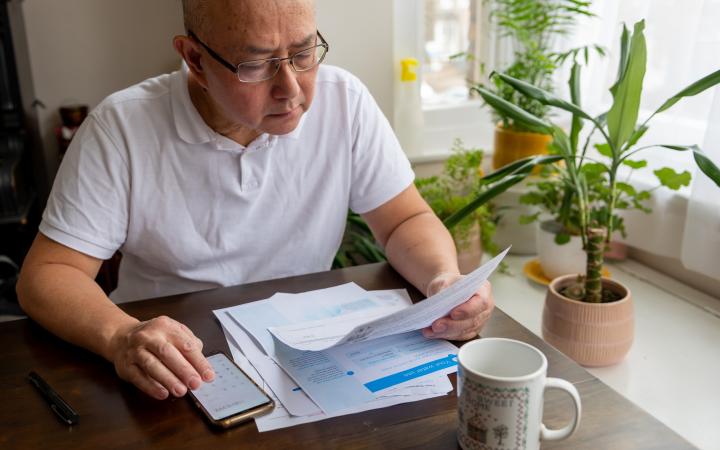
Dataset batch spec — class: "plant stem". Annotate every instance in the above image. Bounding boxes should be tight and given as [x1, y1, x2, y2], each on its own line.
[606, 162, 620, 243]
[584, 227, 606, 303]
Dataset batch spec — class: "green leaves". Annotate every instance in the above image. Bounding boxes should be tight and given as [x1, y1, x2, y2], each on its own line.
[472, 86, 553, 134]
[612, 25, 631, 95]
[622, 159, 648, 169]
[480, 154, 563, 184]
[443, 174, 526, 229]
[492, 72, 593, 122]
[519, 212, 540, 225]
[554, 232, 571, 245]
[607, 20, 647, 153]
[626, 125, 649, 148]
[595, 143, 613, 158]
[654, 168, 692, 190]
[652, 144, 720, 188]
[692, 147, 720, 188]
[654, 68, 720, 116]
[581, 162, 608, 179]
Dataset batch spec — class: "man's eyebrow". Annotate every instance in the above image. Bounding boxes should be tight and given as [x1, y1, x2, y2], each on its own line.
[290, 33, 317, 49]
[243, 33, 317, 55]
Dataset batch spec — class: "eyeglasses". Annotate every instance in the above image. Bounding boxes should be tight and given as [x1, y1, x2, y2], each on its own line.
[188, 30, 329, 83]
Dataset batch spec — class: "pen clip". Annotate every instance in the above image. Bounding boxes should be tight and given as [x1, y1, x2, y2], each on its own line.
[50, 403, 74, 426]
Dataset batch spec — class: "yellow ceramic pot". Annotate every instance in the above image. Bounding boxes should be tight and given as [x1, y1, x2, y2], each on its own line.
[492, 124, 552, 170]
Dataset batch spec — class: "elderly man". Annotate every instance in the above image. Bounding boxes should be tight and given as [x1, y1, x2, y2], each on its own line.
[17, 0, 494, 401]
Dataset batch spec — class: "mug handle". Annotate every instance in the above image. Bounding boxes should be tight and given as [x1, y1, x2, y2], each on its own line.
[540, 377, 582, 441]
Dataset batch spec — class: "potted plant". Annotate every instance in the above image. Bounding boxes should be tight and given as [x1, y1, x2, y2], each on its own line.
[333, 211, 388, 269]
[415, 139, 499, 273]
[453, 19, 720, 366]
[333, 140, 540, 271]
[518, 161, 643, 280]
[479, 0, 599, 170]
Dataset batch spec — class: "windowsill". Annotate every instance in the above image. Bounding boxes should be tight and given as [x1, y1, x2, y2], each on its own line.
[402, 99, 495, 161]
[489, 254, 720, 450]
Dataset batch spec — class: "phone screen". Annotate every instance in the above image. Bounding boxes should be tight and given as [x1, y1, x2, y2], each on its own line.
[191, 353, 272, 421]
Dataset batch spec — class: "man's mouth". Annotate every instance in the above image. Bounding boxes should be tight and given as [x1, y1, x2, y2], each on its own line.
[269, 105, 300, 117]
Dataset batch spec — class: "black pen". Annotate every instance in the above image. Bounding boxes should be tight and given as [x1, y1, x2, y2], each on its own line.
[27, 371, 79, 425]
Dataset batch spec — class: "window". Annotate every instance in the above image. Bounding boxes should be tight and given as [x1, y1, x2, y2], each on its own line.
[396, 0, 491, 159]
[422, 0, 472, 106]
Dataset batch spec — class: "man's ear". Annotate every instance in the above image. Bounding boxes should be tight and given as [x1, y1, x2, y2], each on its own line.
[173, 35, 209, 89]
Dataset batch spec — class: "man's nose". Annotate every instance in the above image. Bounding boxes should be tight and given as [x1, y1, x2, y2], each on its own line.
[272, 61, 301, 99]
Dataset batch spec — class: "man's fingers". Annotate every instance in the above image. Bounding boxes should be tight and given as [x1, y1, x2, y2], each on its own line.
[121, 363, 169, 400]
[449, 280, 494, 320]
[178, 323, 204, 351]
[449, 294, 485, 320]
[152, 316, 214, 385]
[425, 307, 492, 340]
[134, 348, 188, 397]
[184, 349, 214, 382]
[168, 327, 214, 383]
[150, 339, 204, 390]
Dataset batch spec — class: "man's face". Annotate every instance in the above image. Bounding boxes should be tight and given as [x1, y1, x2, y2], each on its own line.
[198, 0, 318, 137]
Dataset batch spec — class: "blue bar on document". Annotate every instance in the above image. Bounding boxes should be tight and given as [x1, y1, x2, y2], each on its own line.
[363, 354, 458, 393]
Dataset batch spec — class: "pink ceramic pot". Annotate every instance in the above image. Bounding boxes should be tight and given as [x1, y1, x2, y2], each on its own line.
[542, 275, 634, 367]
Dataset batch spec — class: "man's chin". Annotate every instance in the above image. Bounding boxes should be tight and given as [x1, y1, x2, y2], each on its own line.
[262, 109, 304, 135]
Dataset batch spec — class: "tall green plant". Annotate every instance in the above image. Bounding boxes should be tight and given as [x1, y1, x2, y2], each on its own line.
[451, 19, 720, 302]
[481, 0, 600, 130]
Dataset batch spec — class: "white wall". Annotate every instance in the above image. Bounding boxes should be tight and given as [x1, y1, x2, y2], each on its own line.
[316, 0, 395, 121]
[21, 0, 184, 182]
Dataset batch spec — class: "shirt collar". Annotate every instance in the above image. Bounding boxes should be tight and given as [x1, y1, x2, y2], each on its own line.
[170, 64, 307, 152]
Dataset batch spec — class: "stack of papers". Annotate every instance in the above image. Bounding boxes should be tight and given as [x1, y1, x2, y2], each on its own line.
[213, 248, 508, 431]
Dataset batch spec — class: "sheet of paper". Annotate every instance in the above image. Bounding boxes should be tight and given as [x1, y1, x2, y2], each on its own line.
[224, 284, 461, 414]
[230, 283, 407, 355]
[269, 248, 510, 351]
[223, 335, 453, 432]
[214, 288, 444, 417]
[271, 330, 458, 414]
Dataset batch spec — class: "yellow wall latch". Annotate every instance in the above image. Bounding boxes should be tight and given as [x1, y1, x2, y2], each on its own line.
[400, 58, 419, 82]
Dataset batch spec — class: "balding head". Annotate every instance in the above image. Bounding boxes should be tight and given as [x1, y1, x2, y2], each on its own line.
[182, 0, 315, 36]
[182, 0, 210, 34]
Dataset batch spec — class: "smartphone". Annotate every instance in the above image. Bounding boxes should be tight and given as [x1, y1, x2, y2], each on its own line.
[188, 352, 274, 428]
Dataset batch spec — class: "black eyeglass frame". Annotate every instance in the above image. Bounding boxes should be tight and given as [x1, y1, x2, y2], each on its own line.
[187, 29, 329, 83]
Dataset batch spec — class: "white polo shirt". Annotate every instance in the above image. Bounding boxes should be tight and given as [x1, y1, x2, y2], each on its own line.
[40, 65, 414, 302]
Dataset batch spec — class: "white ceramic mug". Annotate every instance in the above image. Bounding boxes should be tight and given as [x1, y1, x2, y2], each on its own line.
[457, 338, 581, 450]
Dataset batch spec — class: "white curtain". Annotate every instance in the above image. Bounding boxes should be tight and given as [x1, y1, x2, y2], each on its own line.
[469, 0, 720, 278]
[562, 0, 720, 279]
[682, 89, 720, 279]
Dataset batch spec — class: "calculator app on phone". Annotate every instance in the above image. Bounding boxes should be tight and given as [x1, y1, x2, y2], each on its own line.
[191, 353, 272, 421]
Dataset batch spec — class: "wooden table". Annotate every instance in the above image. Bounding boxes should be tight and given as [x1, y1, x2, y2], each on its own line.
[0, 263, 695, 449]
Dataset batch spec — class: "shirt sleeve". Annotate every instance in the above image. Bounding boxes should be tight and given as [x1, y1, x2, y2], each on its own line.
[39, 115, 129, 260]
[348, 83, 415, 214]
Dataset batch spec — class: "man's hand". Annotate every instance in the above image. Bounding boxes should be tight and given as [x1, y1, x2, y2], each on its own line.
[422, 274, 494, 341]
[108, 316, 215, 400]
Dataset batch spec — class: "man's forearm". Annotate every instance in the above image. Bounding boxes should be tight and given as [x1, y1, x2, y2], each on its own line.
[17, 263, 138, 361]
[383, 211, 460, 296]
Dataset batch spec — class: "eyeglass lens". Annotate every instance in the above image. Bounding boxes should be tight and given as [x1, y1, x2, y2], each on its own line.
[236, 45, 327, 82]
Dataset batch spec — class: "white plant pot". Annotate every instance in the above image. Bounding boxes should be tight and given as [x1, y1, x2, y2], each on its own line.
[536, 220, 586, 280]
